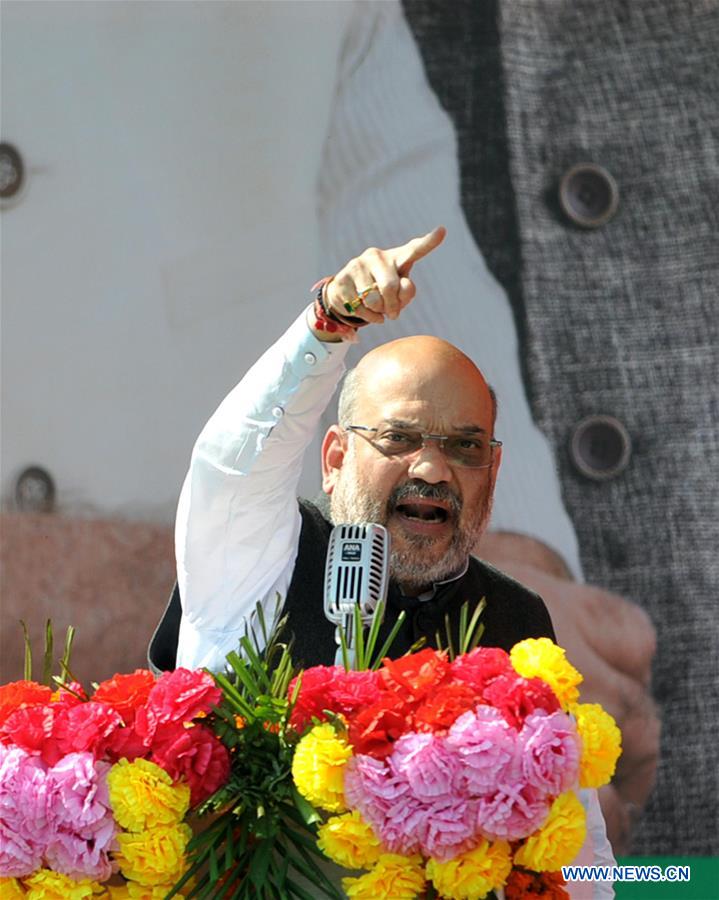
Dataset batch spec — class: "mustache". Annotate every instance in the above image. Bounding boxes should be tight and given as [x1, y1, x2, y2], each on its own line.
[388, 480, 462, 517]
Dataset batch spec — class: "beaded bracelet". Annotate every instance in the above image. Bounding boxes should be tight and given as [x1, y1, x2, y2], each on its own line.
[310, 277, 359, 337]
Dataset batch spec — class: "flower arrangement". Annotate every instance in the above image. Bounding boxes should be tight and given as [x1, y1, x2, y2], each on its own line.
[0, 639, 230, 898]
[0, 605, 621, 899]
[288, 638, 621, 899]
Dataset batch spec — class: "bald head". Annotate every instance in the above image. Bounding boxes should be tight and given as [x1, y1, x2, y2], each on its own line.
[338, 335, 497, 431]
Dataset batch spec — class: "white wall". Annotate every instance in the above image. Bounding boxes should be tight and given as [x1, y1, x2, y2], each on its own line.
[1, 0, 354, 521]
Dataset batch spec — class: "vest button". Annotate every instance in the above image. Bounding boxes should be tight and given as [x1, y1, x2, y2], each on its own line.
[0, 143, 25, 203]
[570, 415, 632, 481]
[559, 163, 619, 228]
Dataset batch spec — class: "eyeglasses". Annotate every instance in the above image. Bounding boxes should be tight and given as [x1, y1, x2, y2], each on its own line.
[345, 425, 502, 469]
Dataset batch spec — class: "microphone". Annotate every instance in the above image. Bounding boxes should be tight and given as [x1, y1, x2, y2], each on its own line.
[323, 523, 390, 666]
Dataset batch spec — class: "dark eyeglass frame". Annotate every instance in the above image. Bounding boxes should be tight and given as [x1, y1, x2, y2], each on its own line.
[344, 424, 502, 469]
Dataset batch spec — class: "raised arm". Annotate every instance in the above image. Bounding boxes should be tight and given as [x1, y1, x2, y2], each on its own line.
[175, 230, 444, 670]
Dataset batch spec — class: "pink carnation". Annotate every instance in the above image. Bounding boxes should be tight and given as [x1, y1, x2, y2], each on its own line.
[476, 782, 550, 841]
[388, 732, 461, 802]
[151, 721, 231, 806]
[44, 752, 116, 881]
[0, 745, 49, 876]
[135, 668, 221, 744]
[420, 796, 479, 860]
[344, 754, 408, 833]
[519, 710, 581, 796]
[447, 706, 518, 797]
[382, 791, 478, 861]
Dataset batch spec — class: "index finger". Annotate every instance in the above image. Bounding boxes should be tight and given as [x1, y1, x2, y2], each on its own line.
[392, 226, 446, 275]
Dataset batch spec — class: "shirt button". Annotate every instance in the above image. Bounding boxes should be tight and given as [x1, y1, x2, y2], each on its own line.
[303, 352, 317, 366]
[0, 143, 25, 202]
[559, 163, 619, 228]
[570, 415, 632, 480]
[271, 406, 284, 419]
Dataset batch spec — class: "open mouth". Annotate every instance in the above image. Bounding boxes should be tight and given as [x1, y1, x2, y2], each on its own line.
[395, 501, 450, 524]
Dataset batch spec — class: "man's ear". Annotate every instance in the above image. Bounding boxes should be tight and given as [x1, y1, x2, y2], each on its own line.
[321, 425, 347, 494]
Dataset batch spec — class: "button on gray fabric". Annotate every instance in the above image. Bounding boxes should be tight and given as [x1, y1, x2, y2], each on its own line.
[559, 163, 619, 228]
[570, 415, 632, 480]
[0, 143, 24, 201]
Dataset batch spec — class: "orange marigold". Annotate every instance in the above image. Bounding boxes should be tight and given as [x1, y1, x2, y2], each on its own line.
[0, 681, 52, 728]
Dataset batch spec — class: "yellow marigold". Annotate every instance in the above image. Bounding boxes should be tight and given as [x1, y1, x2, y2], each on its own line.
[510, 638, 582, 709]
[514, 791, 587, 871]
[426, 839, 512, 900]
[108, 758, 190, 832]
[317, 810, 384, 870]
[0, 877, 26, 899]
[115, 823, 192, 886]
[342, 853, 426, 899]
[291, 722, 352, 812]
[22, 870, 105, 899]
[573, 702, 622, 788]
[108, 885, 187, 900]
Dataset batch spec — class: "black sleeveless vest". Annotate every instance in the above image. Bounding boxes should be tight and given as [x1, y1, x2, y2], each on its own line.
[148, 500, 555, 672]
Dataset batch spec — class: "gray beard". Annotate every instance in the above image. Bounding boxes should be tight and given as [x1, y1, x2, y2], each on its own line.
[329, 466, 491, 594]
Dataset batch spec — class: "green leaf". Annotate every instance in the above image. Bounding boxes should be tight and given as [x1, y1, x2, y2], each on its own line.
[291, 787, 322, 826]
[443, 611, 456, 660]
[363, 599, 386, 666]
[248, 836, 275, 890]
[60, 625, 76, 679]
[20, 620, 32, 681]
[353, 604, 365, 670]
[42, 620, 54, 687]
[370, 609, 407, 669]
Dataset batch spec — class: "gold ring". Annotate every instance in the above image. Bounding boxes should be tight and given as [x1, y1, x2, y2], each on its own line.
[343, 283, 378, 314]
[357, 282, 378, 300]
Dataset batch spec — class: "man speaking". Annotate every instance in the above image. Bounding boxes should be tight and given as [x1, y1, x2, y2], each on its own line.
[150, 227, 615, 887]
[153, 227, 556, 671]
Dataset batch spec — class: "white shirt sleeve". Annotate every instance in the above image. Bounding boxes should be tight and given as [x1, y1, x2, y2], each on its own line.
[315, 0, 583, 578]
[175, 310, 349, 671]
[564, 788, 616, 899]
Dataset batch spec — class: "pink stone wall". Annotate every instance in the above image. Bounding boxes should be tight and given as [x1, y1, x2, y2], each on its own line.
[0, 512, 175, 685]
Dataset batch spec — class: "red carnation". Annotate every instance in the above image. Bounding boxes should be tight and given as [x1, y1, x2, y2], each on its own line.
[482, 673, 560, 729]
[92, 669, 156, 726]
[151, 721, 231, 806]
[348, 692, 413, 759]
[52, 700, 124, 761]
[103, 723, 149, 763]
[288, 666, 340, 730]
[413, 681, 479, 733]
[0, 681, 52, 728]
[136, 668, 221, 743]
[380, 648, 450, 700]
[328, 668, 383, 719]
[450, 647, 513, 691]
[505, 869, 569, 899]
[51, 682, 89, 708]
[0, 703, 56, 758]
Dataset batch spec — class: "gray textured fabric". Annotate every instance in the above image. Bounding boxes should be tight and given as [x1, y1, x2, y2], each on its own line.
[404, 0, 719, 855]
